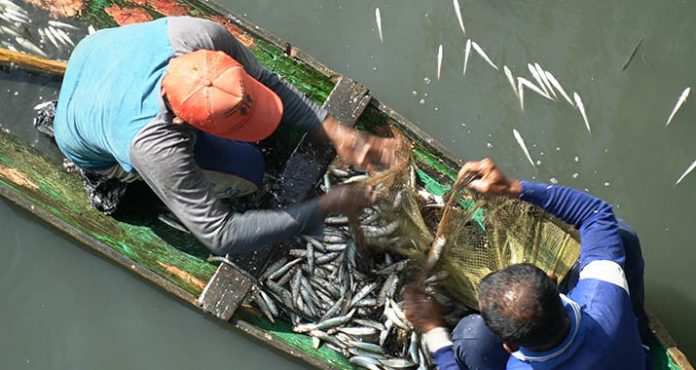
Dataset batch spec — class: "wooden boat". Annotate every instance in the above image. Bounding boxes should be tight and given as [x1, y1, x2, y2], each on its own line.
[0, 0, 692, 369]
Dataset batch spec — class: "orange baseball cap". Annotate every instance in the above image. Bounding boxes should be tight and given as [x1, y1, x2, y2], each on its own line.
[162, 50, 283, 142]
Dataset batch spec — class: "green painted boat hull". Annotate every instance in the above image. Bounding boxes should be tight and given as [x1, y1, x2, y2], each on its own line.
[0, 0, 691, 368]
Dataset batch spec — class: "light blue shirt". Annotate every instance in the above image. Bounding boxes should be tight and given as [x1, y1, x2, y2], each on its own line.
[54, 18, 173, 172]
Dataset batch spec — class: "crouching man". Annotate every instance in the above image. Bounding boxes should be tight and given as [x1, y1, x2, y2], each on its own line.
[403, 158, 650, 370]
[53, 16, 397, 256]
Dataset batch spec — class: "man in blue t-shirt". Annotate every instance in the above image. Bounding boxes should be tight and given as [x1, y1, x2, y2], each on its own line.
[404, 158, 650, 370]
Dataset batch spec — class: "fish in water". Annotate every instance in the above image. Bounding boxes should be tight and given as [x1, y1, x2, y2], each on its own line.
[517, 78, 525, 111]
[43, 27, 61, 49]
[674, 158, 696, 186]
[534, 63, 556, 100]
[452, 0, 466, 36]
[0, 25, 20, 38]
[15, 37, 47, 57]
[436, 44, 443, 80]
[544, 71, 574, 107]
[665, 87, 690, 127]
[462, 39, 471, 76]
[527, 64, 550, 97]
[503, 65, 518, 98]
[513, 129, 537, 170]
[53, 27, 74, 47]
[573, 92, 591, 135]
[375, 7, 383, 43]
[471, 41, 498, 70]
[47, 20, 79, 31]
[518, 77, 552, 101]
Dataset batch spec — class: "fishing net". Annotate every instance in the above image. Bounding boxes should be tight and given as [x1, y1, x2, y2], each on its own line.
[359, 138, 581, 309]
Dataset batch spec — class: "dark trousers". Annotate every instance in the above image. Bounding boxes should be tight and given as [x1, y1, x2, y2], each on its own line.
[450, 221, 649, 370]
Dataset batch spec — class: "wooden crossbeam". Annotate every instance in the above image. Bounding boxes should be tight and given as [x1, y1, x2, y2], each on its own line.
[0, 48, 66, 75]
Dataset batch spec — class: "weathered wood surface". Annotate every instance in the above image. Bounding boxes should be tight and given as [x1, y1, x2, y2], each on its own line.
[198, 262, 256, 321]
[273, 76, 370, 207]
[0, 48, 67, 75]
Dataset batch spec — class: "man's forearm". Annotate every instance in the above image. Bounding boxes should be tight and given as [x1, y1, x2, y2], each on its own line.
[211, 200, 325, 256]
[518, 181, 625, 268]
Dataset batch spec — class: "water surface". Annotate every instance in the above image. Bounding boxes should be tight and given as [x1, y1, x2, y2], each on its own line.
[1, 0, 695, 367]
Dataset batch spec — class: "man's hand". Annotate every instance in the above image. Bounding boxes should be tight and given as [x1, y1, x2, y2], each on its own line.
[316, 116, 398, 173]
[402, 285, 446, 333]
[318, 184, 378, 216]
[458, 158, 522, 197]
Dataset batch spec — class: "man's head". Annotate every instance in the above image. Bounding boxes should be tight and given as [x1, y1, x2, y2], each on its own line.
[162, 50, 283, 142]
[478, 263, 566, 350]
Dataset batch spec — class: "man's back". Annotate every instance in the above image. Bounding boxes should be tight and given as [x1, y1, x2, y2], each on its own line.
[507, 279, 647, 369]
[54, 18, 173, 173]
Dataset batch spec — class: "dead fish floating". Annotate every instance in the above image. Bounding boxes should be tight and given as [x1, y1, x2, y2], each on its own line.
[675, 158, 696, 186]
[665, 87, 690, 128]
[452, 0, 466, 36]
[462, 39, 471, 76]
[375, 7, 383, 43]
[471, 41, 498, 71]
[436, 44, 443, 81]
[573, 92, 591, 135]
[513, 128, 537, 170]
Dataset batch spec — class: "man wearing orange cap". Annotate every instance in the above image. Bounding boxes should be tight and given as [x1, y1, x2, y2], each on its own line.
[52, 16, 396, 255]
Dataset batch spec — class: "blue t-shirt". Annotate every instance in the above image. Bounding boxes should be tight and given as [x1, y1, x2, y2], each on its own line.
[431, 182, 648, 370]
[54, 18, 173, 172]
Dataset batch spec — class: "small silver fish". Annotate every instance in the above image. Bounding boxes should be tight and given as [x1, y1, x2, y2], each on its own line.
[338, 327, 378, 336]
[349, 356, 381, 370]
[42, 27, 61, 49]
[463, 39, 471, 76]
[267, 258, 303, 280]
[534, 63, 556, 100]
[251, 289, 276, 323]
[47, 20, 79, 30]
[380, 357, 418, 368]
[325, 216, 349, 226]
[88, 25, 96, 35]
[573, 92, 591, 135]
[342, 174, 369, 184]
[527, 63, 550, 97]
[348, 340, 385, 354]
[47, 26, 67, 47]
[544, 71, 574, 107]
[518, 77, 552, 101]
[471, 41, 498, 70]
[503, 65, 518, 98]
[674, 158, 696, 186]
[54, 28, 74, 47]
[517, 79, 525, 111]
[350, 282, 379, 306]
[375, 7, 383, 43]
[513, 129, 537, 170]
[453, 0, 466, 35]
[260, 257, 287, 281]
[3, 11, 28, 24]
[665, 87, 690, 127]
[0, 25, 20, 38]
[436, 44, 443, 81]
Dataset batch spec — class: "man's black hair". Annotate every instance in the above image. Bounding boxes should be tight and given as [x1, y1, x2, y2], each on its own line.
[478, 263, 566, 348]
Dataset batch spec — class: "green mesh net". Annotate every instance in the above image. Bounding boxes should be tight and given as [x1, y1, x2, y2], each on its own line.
[359, 140, 581, 308]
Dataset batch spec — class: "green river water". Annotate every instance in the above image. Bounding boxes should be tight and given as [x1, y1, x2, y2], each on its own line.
[1, 0, 694, 368]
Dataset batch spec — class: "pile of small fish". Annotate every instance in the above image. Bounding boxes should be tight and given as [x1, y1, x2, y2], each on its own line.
[248, 168, 469, 369]
[0, 0, 84, 58]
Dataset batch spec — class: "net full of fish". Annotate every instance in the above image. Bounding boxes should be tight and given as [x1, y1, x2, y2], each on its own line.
[246, 166, 471, 369]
